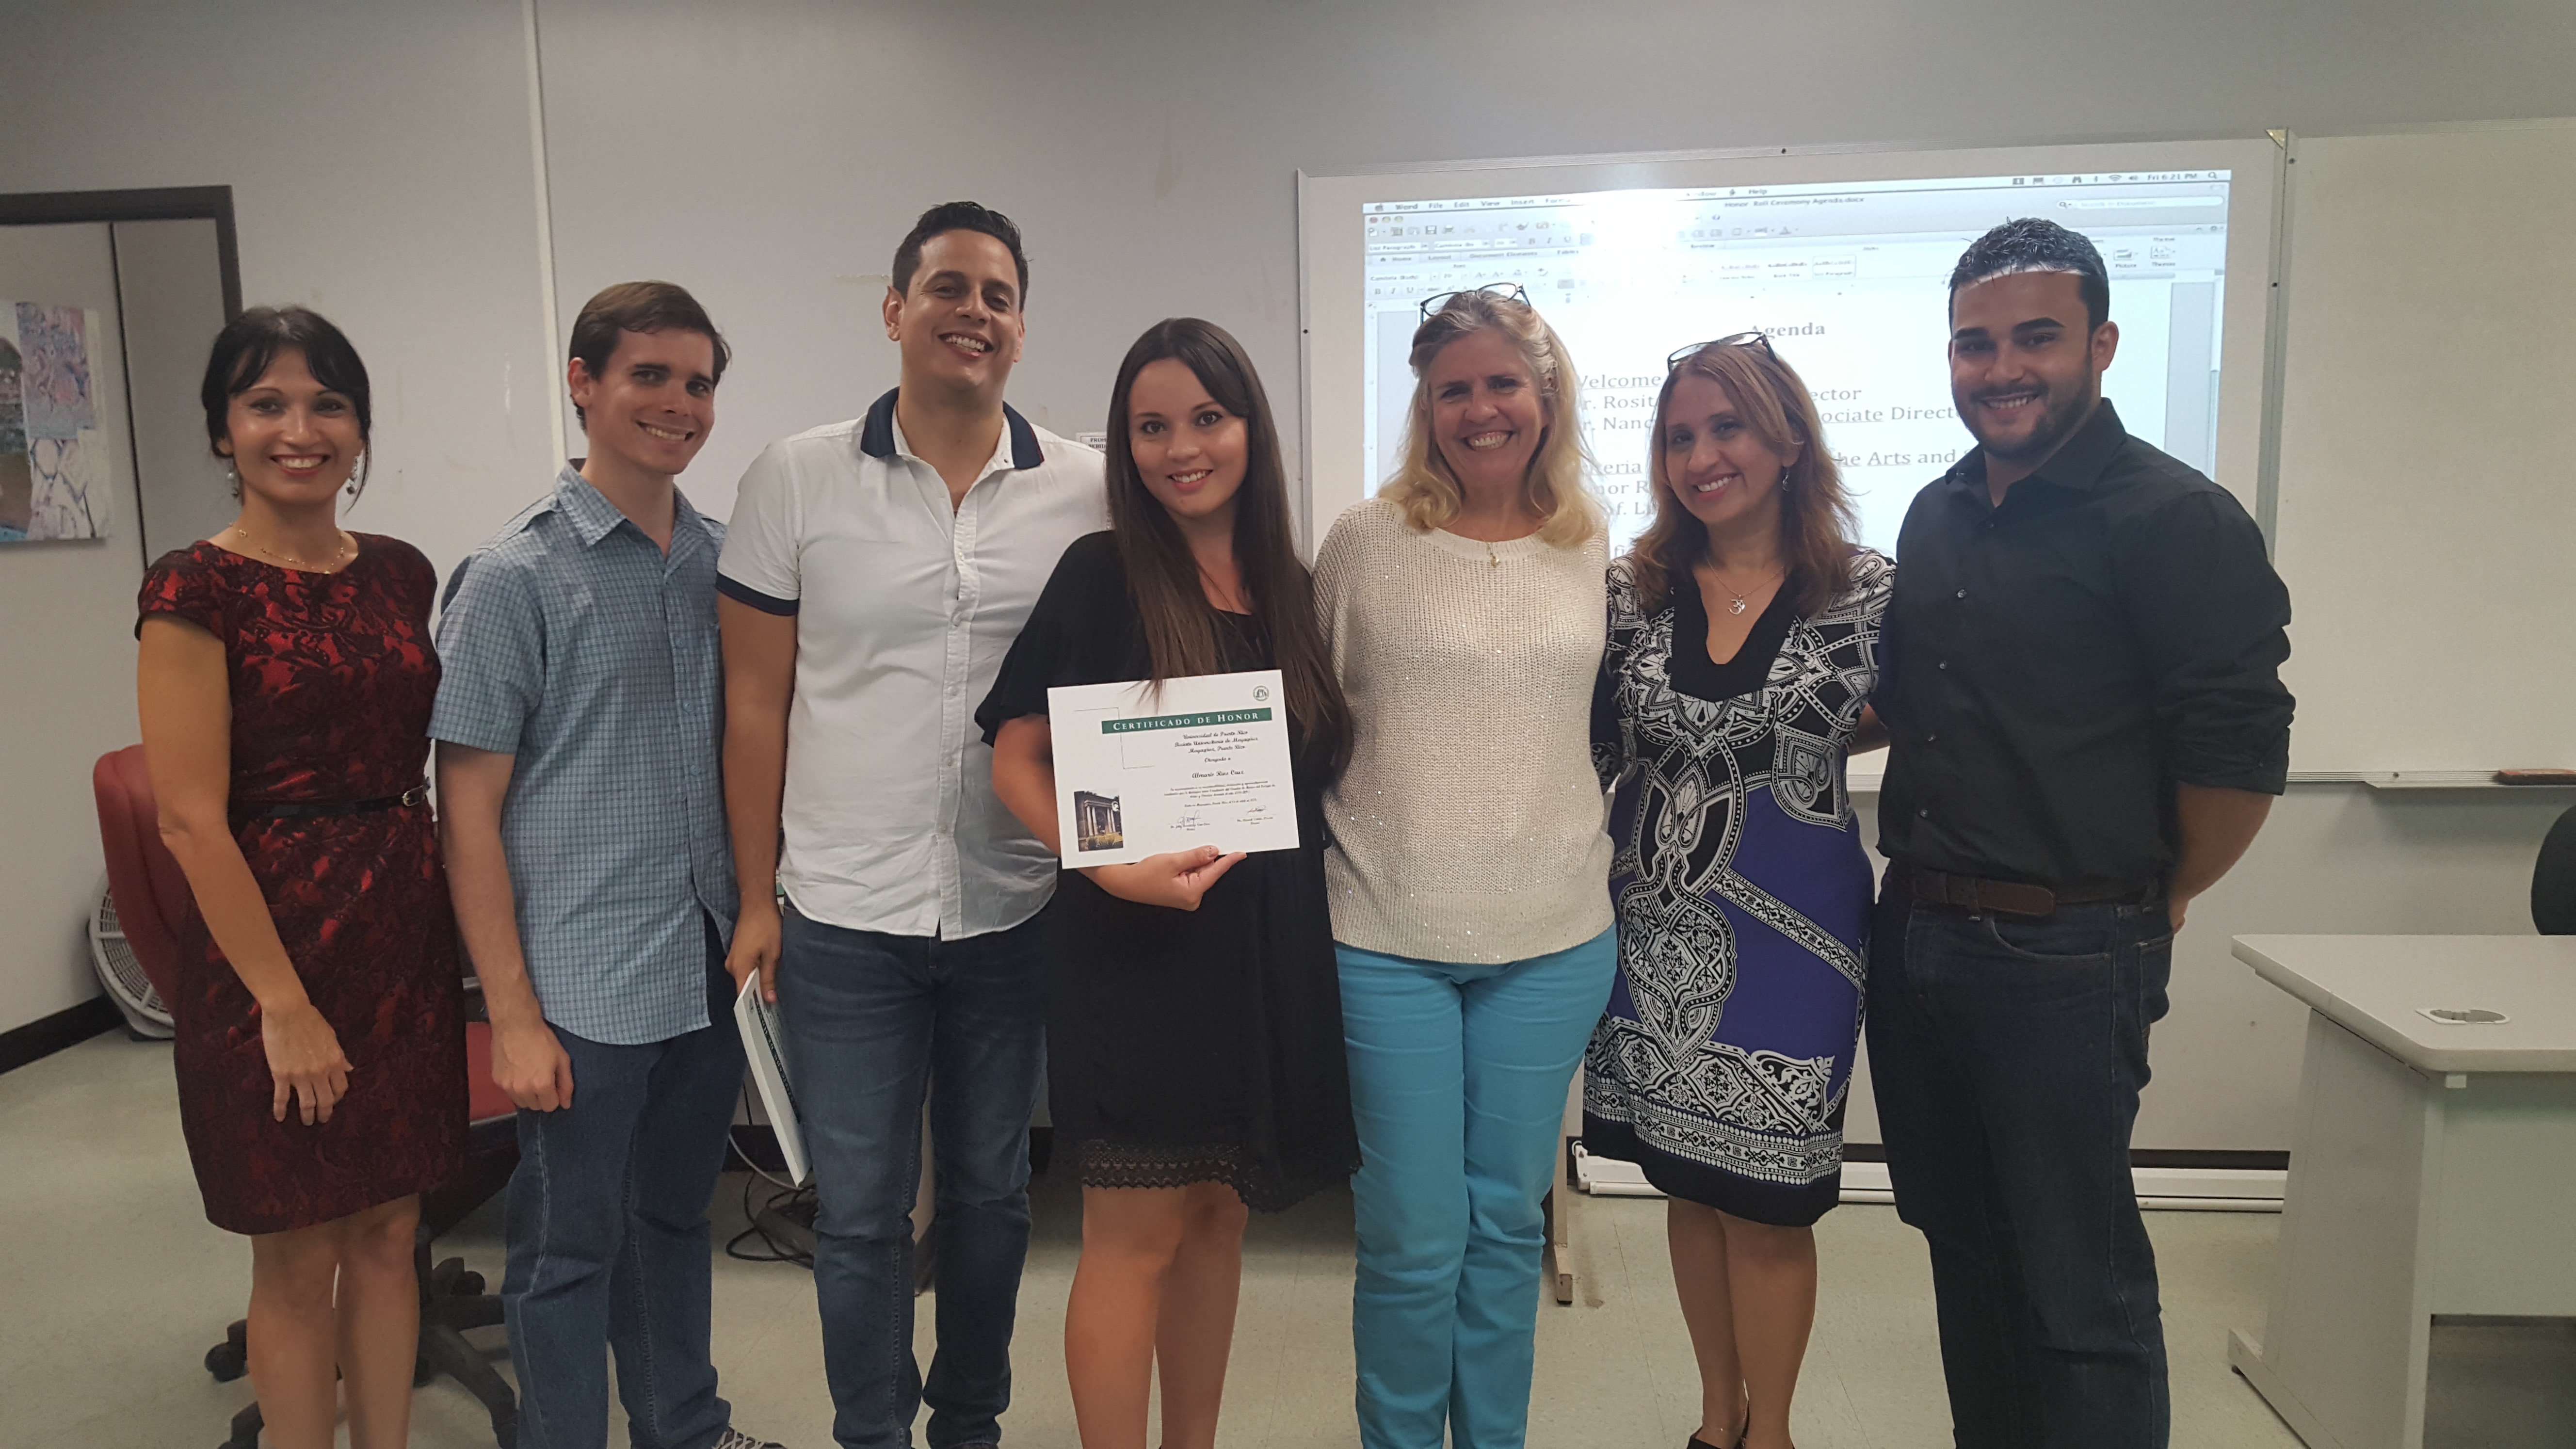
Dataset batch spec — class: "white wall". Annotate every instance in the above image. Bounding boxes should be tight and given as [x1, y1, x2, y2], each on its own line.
[113, 219, 234, 564]
[0, 224, 143, 1034]
[531, 0, 2576, 522]
[0, 2, 561, 575]
[0, 0, 556, 1035]
[1, 0, 2570, 1136]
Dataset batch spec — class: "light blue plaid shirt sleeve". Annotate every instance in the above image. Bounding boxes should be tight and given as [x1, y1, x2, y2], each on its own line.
[429, 552, 544, 757]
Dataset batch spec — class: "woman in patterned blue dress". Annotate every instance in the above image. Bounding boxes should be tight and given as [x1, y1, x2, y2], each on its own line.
[1585, 336, 1891, 1449]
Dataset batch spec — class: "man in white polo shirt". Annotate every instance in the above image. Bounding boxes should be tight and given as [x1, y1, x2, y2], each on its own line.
[717, 201, 1106, 1449]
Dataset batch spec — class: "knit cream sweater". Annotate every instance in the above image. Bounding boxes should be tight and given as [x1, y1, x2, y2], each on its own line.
[1314, 498, 1614, 964]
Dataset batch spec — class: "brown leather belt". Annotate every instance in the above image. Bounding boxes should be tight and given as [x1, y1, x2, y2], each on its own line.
[1902, 866, 2152, 919]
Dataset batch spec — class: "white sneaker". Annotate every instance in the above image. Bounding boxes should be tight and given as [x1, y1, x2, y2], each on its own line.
[710, 1430, 786, 1449]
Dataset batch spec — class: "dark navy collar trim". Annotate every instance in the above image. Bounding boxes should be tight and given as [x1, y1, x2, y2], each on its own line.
[1003, 404, 1044, 470]
[857, 388, 1046, 472]
[858, 389, 902, 459]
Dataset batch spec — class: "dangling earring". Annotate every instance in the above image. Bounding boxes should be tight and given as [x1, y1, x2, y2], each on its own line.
[347, 451, 365, 495]
[222, 458, 241, 499]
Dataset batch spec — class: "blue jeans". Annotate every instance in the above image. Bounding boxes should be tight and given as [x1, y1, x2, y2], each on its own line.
[503, 929, 745, 1449]
[776, 903, 1047, 1449]
[1336, 930, 1617, 1449]
[1865, 877, 2175, 1449]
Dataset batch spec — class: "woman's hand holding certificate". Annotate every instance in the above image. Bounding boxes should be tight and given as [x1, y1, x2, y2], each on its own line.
[1082, 844, 1248, 912]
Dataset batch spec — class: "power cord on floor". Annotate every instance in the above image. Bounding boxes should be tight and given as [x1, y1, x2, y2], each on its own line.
[725, 1083, 815, 1266]
[724, 1174, 816, 1266]
[716, 1087, 962, 1293]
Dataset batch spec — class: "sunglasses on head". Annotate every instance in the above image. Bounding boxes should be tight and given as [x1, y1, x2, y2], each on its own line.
[1418, 282, 1530, 320]
[1666, 331, 1778, 370]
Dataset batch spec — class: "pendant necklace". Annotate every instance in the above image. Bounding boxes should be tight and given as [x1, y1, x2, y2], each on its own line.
[1485, 539, 1501, 569]
[1710, 564, 1780, 615]
[225, 523, 350, 572]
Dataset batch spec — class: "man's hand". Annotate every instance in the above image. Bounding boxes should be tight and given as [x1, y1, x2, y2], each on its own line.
[2162, 785, 2274, 937]
[728, 901, 784, 1003]
[1084, 845, 1247, 912]
[490, 1014, 575, 1112]
[439, 740, 569, 1108]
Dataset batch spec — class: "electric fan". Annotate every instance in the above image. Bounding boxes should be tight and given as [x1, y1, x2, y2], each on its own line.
[88, 875, 173, 1039]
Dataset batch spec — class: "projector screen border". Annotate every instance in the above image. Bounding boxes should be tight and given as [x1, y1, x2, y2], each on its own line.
[1296, 132, 2289, 557]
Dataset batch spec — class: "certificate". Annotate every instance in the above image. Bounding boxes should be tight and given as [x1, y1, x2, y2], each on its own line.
[1047, 668, 1300, 867]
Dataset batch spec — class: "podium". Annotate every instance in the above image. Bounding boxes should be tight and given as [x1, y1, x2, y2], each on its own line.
[2226, 935, 2576, 1449]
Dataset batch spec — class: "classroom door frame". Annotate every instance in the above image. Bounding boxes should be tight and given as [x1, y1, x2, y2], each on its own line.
[0, 186, 242, 318]
[0, 186, 244, 569]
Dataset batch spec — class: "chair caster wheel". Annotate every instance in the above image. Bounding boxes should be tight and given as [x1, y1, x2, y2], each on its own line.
[206, 1322, 249, 1382]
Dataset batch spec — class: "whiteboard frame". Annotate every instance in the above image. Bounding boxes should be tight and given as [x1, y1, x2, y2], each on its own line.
[1297, 134, 2287, 550]
[2262, 117, 2576, 775]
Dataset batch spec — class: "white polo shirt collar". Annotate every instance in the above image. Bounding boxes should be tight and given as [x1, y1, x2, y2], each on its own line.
[859, 386, 1047, 472]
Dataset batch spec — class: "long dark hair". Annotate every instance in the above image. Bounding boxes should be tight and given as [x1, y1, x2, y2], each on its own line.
[1626, 338, 1860, 618]
[1104, 318, 1352, 779]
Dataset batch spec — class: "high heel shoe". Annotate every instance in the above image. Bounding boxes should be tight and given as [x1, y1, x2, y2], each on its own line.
[1683, 1430, 1746, 1449]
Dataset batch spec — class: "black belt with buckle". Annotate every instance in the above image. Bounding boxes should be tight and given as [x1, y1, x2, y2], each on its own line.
[1902, 865, 2152, 918]
[233, 783, 429, 823]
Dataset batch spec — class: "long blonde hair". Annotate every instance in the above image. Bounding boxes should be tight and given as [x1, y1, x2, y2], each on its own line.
[1626, 338, 1860, 618]
[1379, 290, 1604, 548]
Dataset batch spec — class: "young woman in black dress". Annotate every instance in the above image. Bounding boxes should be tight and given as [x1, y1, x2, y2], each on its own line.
[982, 317, 1357, 1449]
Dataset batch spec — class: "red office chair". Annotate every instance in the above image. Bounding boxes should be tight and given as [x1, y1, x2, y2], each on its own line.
[93, 745, 523, 1449]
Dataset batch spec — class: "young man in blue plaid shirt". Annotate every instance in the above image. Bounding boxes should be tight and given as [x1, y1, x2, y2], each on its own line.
[434, 282, 780, 1449]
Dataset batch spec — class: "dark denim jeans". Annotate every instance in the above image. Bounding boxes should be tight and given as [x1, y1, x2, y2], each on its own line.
[775, 903, 1047, 1449]
[502, 928, 746, 1449]
[1866, 875, 2175, 1449]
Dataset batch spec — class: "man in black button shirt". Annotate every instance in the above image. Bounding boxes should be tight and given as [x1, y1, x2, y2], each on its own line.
[1867, 219, 2292, 1448]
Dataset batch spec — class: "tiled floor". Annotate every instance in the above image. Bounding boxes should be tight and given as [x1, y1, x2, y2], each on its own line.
[0, 1033, 2331, 1448]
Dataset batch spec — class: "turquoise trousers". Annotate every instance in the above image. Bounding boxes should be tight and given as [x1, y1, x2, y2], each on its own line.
[1336, 930, 1618, 1449]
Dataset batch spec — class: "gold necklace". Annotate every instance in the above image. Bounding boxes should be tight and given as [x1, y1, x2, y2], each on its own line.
[1706, 562, 1782, 615]
[225, 523, 351, 572]
[1485, 539, 1501, 570]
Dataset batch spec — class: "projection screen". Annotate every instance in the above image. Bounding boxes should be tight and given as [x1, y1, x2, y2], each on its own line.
[1298, 138, 2284, 554]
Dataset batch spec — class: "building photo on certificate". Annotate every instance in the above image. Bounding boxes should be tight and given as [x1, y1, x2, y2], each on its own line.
[1073, 790, 1125, 852]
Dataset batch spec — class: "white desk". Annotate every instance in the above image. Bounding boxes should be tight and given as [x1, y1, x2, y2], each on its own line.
[2227, 934, 2576, 1449]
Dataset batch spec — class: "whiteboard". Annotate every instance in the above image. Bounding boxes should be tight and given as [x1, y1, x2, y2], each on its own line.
[1298, 138, 2285, 549]
[2271, 123, 2576, 775]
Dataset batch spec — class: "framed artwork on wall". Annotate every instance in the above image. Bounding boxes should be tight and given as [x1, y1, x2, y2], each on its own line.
[0, 300, 111, 543]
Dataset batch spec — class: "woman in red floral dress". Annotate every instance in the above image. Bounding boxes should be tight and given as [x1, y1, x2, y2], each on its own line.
[136, 306, 465, 1449]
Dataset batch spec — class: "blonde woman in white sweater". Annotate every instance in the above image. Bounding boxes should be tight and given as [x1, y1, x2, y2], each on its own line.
[1313, 285, 1614, 1449]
